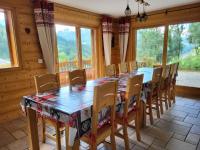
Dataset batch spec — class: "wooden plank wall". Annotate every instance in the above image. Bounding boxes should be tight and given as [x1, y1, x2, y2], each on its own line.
[0, 0, 47, 123]
[0, 0, 102, 123]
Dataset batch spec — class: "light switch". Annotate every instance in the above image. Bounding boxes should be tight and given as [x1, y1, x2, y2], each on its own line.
[38, 59, 43, 64]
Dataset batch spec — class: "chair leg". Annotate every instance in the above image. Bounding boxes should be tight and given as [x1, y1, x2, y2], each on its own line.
[110, 131, 116, 150]
[159, 96, 164, 115]
[55, 123, 61, 150]
[41, 118, 46, 143]
[172, 85, 176, 103]
[123, 124, 129, 150]
[168, 89, 172, 107]
[155, 98, 160, 119]
[135, 114, 141, 141]
[149, 106, 154, 125]
[164, 91, 168, 110]
[91, 142, 97, 150]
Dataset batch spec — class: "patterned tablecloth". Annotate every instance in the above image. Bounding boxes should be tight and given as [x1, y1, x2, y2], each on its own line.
[21, 67, 153, 146]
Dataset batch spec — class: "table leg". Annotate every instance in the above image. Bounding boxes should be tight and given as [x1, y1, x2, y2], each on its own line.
[65, 124, 72, 150]
[27, 107, 40, 150]
[140, 101, 146, 128]
[73, 139, 80, 150]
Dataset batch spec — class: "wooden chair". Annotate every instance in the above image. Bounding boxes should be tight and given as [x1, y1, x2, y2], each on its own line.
[145, 67, 163, 125]
[34, 73, 62, 150]
[170, 62, 179, 104]
[118, 62, 129, 74]
[105, 64, 117, 77]
[129, 61, 138, 72]
[115, 74, 143, 150]
[68, 69, 86, 88]
[159, 65, 171, 110]
[81, 81, 118, 150]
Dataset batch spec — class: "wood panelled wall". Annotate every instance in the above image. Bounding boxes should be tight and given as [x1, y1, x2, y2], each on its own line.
[0, 0, 102, 123]
[0, 0, 47, 123]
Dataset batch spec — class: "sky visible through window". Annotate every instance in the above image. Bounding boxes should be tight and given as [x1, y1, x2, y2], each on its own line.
[0, 11, 11, 66]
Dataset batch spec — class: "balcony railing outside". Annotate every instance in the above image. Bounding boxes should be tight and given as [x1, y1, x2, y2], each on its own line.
[59, 60, 93, 85]
[59, 60, 92, 72]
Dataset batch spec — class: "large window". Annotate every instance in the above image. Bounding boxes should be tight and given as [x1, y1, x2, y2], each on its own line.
[0, 9, 18, 69]
[167, 22, 200, 88]
[55, 24, 94, 73]
[136, 26, 164, 67]
[135, 22, 200, 88]
[80, 28, 92, 69]
[56, 25, 78, 71]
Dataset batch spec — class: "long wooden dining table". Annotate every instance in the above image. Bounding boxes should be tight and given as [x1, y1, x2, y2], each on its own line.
[21, 67, 153, 150]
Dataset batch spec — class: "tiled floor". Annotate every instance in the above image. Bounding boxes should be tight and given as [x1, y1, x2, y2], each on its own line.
[0, 97, 200, 150]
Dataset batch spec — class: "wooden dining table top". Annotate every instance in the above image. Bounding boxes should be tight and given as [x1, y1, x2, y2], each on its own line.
[23, 67, 153, 116]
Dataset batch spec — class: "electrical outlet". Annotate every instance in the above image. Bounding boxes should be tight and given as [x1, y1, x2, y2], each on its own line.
[38, 59, 43, 64]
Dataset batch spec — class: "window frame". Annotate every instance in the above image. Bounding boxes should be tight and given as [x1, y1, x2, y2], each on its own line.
[134, 21, 200, 88]
[55, 23, 95, 72]
[0, 6, 21, 71]
[135, 25, 166, 66]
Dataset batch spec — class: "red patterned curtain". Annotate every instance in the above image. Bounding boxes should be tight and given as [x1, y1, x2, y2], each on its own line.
[33, 0, 57, 73]
[102, 16, 112, 65]
[119, 17, 130, 62]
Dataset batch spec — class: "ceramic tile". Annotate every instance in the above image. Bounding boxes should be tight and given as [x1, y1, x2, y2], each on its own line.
[166, 138, 196, 150]
[185, 133, 200, 145]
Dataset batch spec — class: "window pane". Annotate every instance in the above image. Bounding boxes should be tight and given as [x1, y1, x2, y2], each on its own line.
[56, 24, 78, 72]
[81, 28, 92, 69]
[136, 26, 165, 67]
[167, 22, 200, 88]
[0, 12, 11, 68]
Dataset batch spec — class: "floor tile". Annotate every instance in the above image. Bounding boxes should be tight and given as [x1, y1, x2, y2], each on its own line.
[11, 130, 26, 139]
[0, 130, 15, 147]
[185, 133, 200, 145]
[184, 116, 200, 125]
[166, 138, 196, 150]
[190, 125, 200, 135]
[172, 133, 186, 141]
[0, 97, 199, 150]
[6, 137, 28, 150]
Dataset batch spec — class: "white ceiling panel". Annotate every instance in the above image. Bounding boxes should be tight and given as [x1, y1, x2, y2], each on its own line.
[50, 0, 200, 17]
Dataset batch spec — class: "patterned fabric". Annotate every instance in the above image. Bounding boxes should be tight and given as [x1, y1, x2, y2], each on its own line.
[102, 16, 112, 33]
[102, 16, 113, 65]
[33, 0, 56, 74]
[119, 17, 130, 62]
[21, 69, 152, 146]
[34, 0, 54, 26]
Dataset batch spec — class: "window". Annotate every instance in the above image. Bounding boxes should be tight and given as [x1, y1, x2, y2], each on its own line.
[56, 25, 78, 71]
[167, 22, 200, 88]
[55, 24, 94, 73]
[136, 26, 165, 67]
[0, 9, 18, 69]
[80, 28, 92, 69]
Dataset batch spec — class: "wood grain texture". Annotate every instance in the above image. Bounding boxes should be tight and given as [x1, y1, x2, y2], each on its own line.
[0, 0, 102, 123]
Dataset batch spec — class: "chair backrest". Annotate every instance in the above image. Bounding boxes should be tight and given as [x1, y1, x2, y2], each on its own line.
[163, 64, 171, 79]
[68, 69, 86, 86]
[173, 62, 179, 79]
[118, 62, 129, 74]
[105, 64, 117, 77]
[124, 74, 144, 116]
[152, 67, 163, 84]
[34, 73, 60, 93]
[91, 81, 118, 135]
[129, 61, 138, 71]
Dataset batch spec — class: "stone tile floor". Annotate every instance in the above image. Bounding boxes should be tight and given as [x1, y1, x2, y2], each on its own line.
[0, 97, 200, 150]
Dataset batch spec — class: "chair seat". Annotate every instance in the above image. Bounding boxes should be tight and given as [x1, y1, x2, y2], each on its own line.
[81, 124, 112, 144]
[116, 108, 137, 124]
